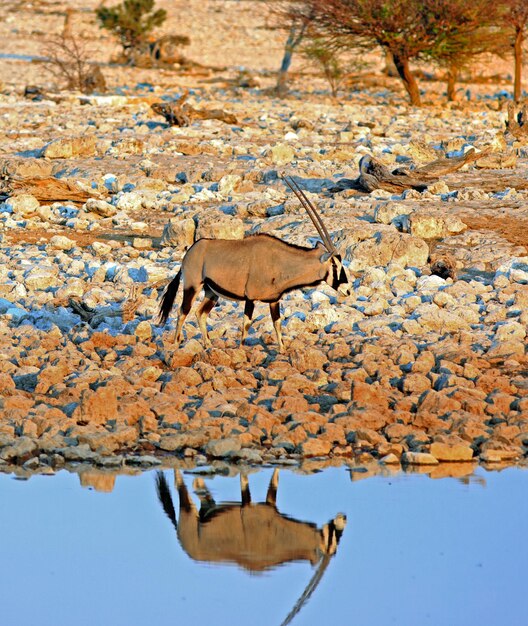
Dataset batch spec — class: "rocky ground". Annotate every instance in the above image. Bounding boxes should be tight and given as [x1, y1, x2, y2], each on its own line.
[0, 1, 527, 478]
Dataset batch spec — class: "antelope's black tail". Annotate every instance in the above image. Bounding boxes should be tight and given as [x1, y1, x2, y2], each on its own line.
[155, 471, 178, 531]
[158, 270, 181, 324]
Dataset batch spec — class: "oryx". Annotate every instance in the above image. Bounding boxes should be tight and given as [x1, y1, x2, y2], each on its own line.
[156, 470, 346, 625]
[158, 176, 350, 351]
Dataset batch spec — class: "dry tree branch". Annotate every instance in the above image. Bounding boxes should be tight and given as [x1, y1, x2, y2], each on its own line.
[42, 33, 105, 94]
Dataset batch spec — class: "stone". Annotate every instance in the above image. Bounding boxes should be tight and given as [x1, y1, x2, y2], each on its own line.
[0, 437, 38, 462]
[298, 438, 332, 457]
[409, 211, 467, 239]
[24, 269, 60, 290]
[84, 198, 118, 217]
[334, 224, 429, 272]
[430, 442, 473, 462]
[486, 339, 525, 359]
[414, 304, 471, 332]
[228, 448, 263, 463]
[205, 438, 242, 457]
[416, 275, 447, 291]
[165, 339, 204, 367]
[91, 241, 112, 256]
[480, 449, 520, 463]
[132, 238, 152, 249]
[351, 381, 389, 412]
[72, 386, 119, 424]
[161, 217, 195, 249]
[271, 143, 295, 166]
[7, 194, 40, 216]
[0, 157, 53, 179]
[494, 322, 526, 342]
[59, 445, 99, 462]
[42, 135, 97, 159]
[380, 453, 400, 464]
[116, 192, 143, 211]
[495, 257, 528, 284]
[289, 346, 327, 373]
[373, 202, 410, 225]
[77, 426, 138, 453]
[134, 321, 153, 340]
[355, 427, 386, 446]
[125, 455, 161, 466]
[49, 235, 76, 251]
[218, 174, 242, 197]
[402, 373, 431, 394]
[158, 435, 189, 452]
[112, 138, 145, 155]
[401, 451, 439, 465]
[194, 214, 244, 240]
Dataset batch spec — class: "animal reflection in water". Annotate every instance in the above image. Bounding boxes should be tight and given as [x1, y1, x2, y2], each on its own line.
[156, 469, 346, 625]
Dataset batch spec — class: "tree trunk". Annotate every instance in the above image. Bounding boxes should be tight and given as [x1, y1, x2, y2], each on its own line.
[383, 49, 398, 77]
[276, 47, 294, 96]
[514, 26, 523, 103]
[446, 64, 459, 102]
[392, 53, 421, 106]
[62, 8, 74, 38]
[275, 20, 307, 97]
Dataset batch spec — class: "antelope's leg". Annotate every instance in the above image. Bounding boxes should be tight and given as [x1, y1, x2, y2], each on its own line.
[174, 469, 196, 514]
[240, 474, 251, 506]
[196, 286, 218, 348]
[266, 469, 279, 506]
[193, 477, 216, 517]
[175, 287, 199, 345]
[269, 301, 284, 352]
[241, 299, 255, 344]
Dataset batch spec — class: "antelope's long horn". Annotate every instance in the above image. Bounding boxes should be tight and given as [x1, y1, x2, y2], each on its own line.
[279, 554, 332, 626]
[283, 176, 334, 251]
[283, 176, 336, 253]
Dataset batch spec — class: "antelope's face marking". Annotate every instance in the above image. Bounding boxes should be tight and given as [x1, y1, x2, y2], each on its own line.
[320, 513, 347, 557]
[326, 255, 351, 295]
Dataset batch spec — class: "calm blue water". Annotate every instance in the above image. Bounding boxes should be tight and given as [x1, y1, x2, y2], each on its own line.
[1, 466, 526, 626]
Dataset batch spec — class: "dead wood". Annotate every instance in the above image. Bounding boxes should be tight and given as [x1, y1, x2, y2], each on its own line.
[330, 148, 490, 194]
[409, 148, 490, 179]
[505, 101, 528, 140]
[69, 285, 143, 326]
[151, 91, 238, 127]
[151, 101, 190, 126]
[5, 177, 100, 205]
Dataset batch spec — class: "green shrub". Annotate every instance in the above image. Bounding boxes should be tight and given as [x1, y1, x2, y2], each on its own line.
[302, 39, 344, 98]
[96, 0, 167, 61]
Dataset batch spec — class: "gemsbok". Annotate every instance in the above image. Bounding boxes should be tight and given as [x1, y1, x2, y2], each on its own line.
[158, 176, 350, 351]
[156, 469, 346, 626]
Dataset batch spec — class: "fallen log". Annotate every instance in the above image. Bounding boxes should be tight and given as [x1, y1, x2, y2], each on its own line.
[2, 177, 100, 205]
[151, 90, 237, 127]
[410, 148, 490, 179]
[69, 285, 142, 326]
[330, 148, 490, 194]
